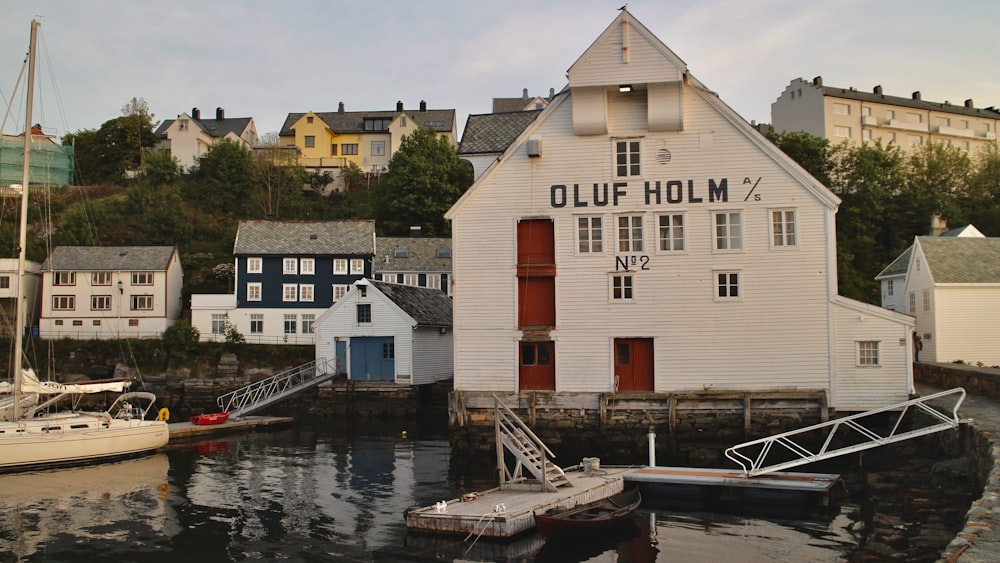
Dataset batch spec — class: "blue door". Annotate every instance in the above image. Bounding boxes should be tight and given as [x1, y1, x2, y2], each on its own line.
[349, 337, 395, 381]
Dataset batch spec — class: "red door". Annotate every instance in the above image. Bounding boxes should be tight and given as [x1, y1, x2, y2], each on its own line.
[614, 338, 653, 391]
[519, 341, 555, 390]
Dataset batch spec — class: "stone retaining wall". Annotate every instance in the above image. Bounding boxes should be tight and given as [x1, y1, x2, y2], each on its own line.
[914, 362, 1000, 562]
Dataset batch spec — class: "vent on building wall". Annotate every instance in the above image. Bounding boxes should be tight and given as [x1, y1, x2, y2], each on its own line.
[656, 148, 672, 164]
[526, 139, 541, 157]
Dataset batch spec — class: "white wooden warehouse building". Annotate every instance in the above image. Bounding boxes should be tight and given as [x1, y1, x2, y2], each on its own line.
[445, 9, 914, 413]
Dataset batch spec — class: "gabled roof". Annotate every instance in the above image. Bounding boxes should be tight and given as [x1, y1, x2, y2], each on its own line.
[233, 220, 375, 256]
[918, 237, 1000, 284]
[155, 116, 254, 139]
[939, 224, 985, 237]
[457, 111, 542, 155]
[368, 280, 452, 327]
[279, 108, 456, 137]
[875, 247, 913, 280]
[42, 246, 177, 271]
[376, 237, 452, 273]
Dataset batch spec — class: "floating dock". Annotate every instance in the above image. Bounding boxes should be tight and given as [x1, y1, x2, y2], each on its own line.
[167, 415, 293, 441]
[626, 465, 841, 493]
[406, 465, 632, 538]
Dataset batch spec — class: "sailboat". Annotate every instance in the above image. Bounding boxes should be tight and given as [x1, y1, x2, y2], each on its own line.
[0, 20, 168, 471]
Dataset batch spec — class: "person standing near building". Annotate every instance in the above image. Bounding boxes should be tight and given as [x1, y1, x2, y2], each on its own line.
[913, 332, 923, 362]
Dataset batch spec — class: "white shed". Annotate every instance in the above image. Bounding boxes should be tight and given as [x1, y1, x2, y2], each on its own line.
[314, 279, 453, 385]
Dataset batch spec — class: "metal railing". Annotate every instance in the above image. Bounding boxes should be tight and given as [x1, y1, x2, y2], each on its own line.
[725, 387, 967, 477]
[216, 358, 335, 418]
[493, 393, 569, 492]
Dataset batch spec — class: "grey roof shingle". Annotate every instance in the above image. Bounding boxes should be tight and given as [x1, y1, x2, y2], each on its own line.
[233, 220, 375, 256]
[457, 111, 541, 155]
[369, 280, 452, 327]
[155, 117, 253, 139]
[279, 108, 456, 137]
[375, 237, 452, 273]
[876, 247, 912, 279]
[41, 246, 177, 271]
[919, 237, 1000, 284]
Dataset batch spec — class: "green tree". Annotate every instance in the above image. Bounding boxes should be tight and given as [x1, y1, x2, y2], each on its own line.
[373, 128, 473, 236]
[966, 141, 1000, 235]
[251, 156, 308, 219]
[161, 320, 200, 365]
[189, 139, 255, 214]
[62, 97, 158, 184]
[766, 130, 834, 186]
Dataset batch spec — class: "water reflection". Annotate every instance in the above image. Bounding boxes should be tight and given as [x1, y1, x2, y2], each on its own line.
[0, 421, 860, 562]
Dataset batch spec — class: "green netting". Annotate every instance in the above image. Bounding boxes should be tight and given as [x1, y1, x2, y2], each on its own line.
[0, 137, 75, 186]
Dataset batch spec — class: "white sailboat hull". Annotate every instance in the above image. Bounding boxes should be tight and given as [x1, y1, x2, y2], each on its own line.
[0, 415, 168, 470]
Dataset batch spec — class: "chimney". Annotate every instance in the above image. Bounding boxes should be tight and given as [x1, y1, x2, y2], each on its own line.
[396, 100, 403, 112]
[192, 107, 200, 120]
[522, 88, 528, 99]
[549, 87, 555, 99]
[813, 76, 823, 87]
[874, 85, 882, 95]
[338, 102, 345, 113]
[216, 107, 224, 120]
[965, 99, 974, 108]
[930, 213, 948, 236]
[912, 91, 921, 101]
[419, 100, 427, 112]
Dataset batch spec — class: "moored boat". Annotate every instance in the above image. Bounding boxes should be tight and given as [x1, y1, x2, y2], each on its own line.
[534, 488, 641, 539]
[190, 411, 230, 425]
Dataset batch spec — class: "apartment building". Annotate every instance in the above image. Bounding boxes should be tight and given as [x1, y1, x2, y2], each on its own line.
[772, 77, 1000, 153]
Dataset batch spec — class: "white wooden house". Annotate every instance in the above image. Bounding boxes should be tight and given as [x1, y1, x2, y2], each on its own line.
[882, 232, 1000, 366]
[444, 9, 914, 413]
[314, 279, 453, 385]
[38, 246, 183, 339]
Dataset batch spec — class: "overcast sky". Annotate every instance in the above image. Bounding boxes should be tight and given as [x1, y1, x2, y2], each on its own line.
[2, 0, 998, 142]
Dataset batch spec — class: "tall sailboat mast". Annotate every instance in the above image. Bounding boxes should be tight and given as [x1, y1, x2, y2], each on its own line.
[12, 20, 39, 419]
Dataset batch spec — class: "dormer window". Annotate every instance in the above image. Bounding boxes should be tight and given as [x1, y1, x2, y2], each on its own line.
[363, 118, 391, 131]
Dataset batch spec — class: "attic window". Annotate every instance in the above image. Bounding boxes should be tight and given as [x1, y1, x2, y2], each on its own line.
[307, 116, 314, 123]
[436, 248, 451, 258]
[364, 118, 391, 131]
[393, 248, 409, 258]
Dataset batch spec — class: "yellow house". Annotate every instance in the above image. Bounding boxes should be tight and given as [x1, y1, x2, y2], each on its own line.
[279, 101, 456, 173]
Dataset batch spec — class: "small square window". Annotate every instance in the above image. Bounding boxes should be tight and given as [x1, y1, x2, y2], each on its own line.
[247, 257, 262, 274]
[858, 341, 880, 366]
[611, 274, 633, 300]
[714, 211, 743, 251]
[770, 209, 797, 247]
[578, 216, 603, 253]
[614, 140, 641, 177]
[283, 258, 298, 275]
[715, 271, 740, 300]
[282, 284, 298, 301]
[333, 259, 348, 275]
[657, 213, 684, 251]
[357, 303, 372, 323]
[350, 259, 365, 275]
[247, 283, 262, 301]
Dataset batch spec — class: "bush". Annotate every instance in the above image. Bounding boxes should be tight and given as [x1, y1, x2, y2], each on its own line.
[162, 321, 200, 364]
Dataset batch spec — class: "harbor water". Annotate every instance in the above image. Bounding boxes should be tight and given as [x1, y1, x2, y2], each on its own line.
[0, 419, 914, 562]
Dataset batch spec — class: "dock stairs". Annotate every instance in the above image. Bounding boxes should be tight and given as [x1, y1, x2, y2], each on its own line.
[493, 394, 571, 492]
[216, 359, 336, 418]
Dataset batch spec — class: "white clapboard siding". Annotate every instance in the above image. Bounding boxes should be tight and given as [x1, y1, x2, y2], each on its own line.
[412, 328, 454, 385]
[447, 10, 912, 409]
[832, 298, 913, 410]
[934, 287, 1000, 366]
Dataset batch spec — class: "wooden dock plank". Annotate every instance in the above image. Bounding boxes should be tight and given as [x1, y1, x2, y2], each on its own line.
[406, 466, 632, 538]
[167, 416, 293, 441]
[626, 466, 841, 492]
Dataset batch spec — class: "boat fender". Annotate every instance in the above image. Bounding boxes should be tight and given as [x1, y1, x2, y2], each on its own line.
[156, 407, 170, 422]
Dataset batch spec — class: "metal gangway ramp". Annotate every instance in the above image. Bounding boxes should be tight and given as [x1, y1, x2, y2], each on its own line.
[725, 387, 967, 478]
[217, 359, 336, 418]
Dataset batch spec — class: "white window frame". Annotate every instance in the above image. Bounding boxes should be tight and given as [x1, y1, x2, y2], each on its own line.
[247, 282, 262, 301]
[610, 273, 634, 301]
[656, 213, 684, 252]
[770, 209, 797, 248]
[713, 211, 743, 251]
[211, 314, 227, 335]
[350, 259, 365, 275]
[132, 272, 153, 285]
[333, 259, 348, 275]
[300, 258, 315, 275]
[247, 257, 262, 274]
[617, 215, 644, 252]
[832, 102, 850, 115]
[887, 279, 894, 297]
[54, 272, 76, 286]
[714, 270, 741, 301]
[250, 314, 263, 334]
[283, 314, 297, 334]
[614, 139, 641, 178]
[333, 284, 348, 301]
[299, 284, 314, 302]
[577, 216, 604, 254]
[403, 274, 418, 286]
[283, 258, 298, 275]
[302, 314, 316, 334]
[282, 284, 298, 302]
[922, 289, 931, 312]
[908, 292, 916, 313]
[858, 341, 880, 367]
[371, 140, 386, 156]
[92, 272, 112, 285]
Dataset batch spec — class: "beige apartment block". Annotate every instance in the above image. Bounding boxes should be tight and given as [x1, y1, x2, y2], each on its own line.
[772, 76, 1000, 153]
